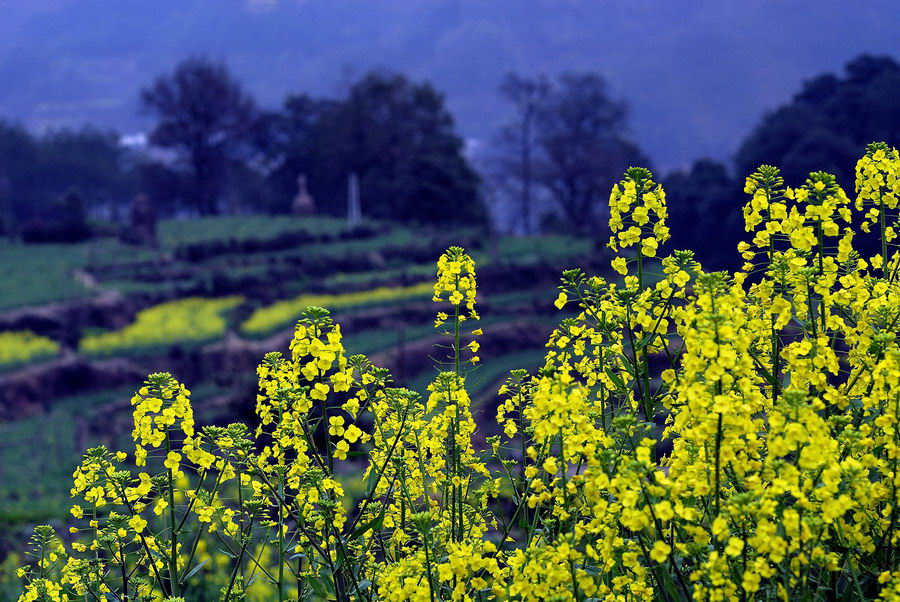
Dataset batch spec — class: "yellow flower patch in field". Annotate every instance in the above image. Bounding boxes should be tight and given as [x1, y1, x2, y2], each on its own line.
[240, 281, 433, 335]
[0, 330, 59, 366]
[80, 296, 243, 354]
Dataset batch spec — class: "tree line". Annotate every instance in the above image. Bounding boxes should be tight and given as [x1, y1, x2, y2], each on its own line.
[490, 54, 900, 266]
[0, 54, 897, 264]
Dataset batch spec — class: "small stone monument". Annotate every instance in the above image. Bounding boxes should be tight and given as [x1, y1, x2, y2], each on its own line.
[347, 172, 362, 227]
[291, 174, 316, 216]
[128, 193, 158, 247]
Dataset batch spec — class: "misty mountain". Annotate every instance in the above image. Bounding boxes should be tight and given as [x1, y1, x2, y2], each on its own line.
[0, 0, 897, 170]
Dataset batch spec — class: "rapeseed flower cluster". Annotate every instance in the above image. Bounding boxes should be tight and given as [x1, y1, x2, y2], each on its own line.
[855, 142, 900, 278]
[15, 144, 900, 601]
[608, 167, 671, 283]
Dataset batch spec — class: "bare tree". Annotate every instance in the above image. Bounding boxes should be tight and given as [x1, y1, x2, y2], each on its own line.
[497, 73, 550, 235]
[535, 73, 646, 236]
[141, 57, 258, 215]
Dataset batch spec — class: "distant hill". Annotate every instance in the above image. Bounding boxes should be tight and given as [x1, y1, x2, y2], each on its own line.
[0, 0, 897, 169]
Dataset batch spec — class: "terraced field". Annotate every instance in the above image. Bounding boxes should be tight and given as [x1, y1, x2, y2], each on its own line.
[0, 216, 597, 529]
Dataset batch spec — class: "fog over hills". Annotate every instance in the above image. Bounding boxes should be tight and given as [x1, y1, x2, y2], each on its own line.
[1, 0, 897, 169]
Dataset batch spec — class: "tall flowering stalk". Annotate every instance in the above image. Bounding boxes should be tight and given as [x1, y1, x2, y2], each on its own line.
[856, 142, 900, 281]
[608, 167, 671, 289]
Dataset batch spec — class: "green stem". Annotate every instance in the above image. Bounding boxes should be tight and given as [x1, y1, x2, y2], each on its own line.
[422, 530, 437, 602]
[713, 411, 723, 517]
[451, 281, 462, 542]
[165, 433, 179, 597]
[637, 245, 644, 290]
[277, 473, 284, 602]
[880, 199, 888, 279]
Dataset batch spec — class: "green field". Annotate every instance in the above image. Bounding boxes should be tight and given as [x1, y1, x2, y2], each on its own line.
[0, 216, 356, 310]
[157, 215, 350, 247]
[0, 241, 95, 309]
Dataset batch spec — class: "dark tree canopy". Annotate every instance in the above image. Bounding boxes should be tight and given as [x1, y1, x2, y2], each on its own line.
[735, 54, 900, 189]
[662, 54, 900, 270]
[141, 57, 259, 215]
[269, 72, 485, 225]
[20, 190, 92, 243]
[664, 159, 742, 269]
[0, 121, 132, 235]
[5, 52, 898, 244]
[266, 95, 339, 213]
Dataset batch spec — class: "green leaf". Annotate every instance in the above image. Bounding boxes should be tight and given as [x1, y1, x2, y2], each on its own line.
[308, 574, 330, 598]
[351, 504, 387, 540]
[606, 369, 626, 390]
[182, 559, 209, 581]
